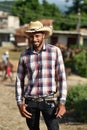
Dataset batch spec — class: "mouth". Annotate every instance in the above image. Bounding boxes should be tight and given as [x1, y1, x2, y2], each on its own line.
[33, 41, 39, 45]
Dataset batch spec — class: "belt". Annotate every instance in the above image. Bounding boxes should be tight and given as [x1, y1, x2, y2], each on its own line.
[27, 97, 57, 102]
[25, 92, 59, 102]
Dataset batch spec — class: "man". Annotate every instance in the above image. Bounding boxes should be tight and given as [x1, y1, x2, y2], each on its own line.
[2, 51, 9, 79]
[2, 51, 13, 81]
[2, 51, 9, 68]
[15, 21, 67, 130]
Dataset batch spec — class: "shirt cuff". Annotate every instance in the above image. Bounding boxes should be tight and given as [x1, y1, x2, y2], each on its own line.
[60, 99, 66, 105]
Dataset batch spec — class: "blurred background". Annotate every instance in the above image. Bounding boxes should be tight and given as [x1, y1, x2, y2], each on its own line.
[0, 1, 87, 130]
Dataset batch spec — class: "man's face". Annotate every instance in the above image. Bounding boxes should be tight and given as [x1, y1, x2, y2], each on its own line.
[28, 32, 45, 51]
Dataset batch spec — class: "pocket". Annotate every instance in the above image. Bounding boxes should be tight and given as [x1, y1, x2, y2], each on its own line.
[26, 105, 32, 114]
[44, 101, 57, 117]
[25, 100, 37, 114]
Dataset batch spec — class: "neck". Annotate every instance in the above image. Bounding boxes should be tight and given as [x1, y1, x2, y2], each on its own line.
[34, 42, 44, 52]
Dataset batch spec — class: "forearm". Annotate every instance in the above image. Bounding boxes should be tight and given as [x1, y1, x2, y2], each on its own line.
[15, 76, 24, 105]
[57, 48, 67, 105]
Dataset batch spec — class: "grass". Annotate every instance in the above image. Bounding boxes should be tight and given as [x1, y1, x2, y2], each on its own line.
[0, 47, 22, 60]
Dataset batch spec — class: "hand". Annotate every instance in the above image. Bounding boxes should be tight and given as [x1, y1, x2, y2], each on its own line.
[18, 104, 32, 118]
[55, 103, 66, 118]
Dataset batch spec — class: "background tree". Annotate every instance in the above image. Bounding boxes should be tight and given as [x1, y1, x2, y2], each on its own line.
[65, 0, 84, 14]
[65, 0, 87, 28]
[11, 0, 43, 24]
[42, 0, 62, 30]
[11, 0, 64, 30]
[7, 0, 87, 30]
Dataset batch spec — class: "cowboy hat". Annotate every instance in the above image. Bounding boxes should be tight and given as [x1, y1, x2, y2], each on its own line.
[25, 21, 53, 37]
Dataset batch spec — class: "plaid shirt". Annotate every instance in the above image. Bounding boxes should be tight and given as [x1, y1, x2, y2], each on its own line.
[15, 43, 67, 104]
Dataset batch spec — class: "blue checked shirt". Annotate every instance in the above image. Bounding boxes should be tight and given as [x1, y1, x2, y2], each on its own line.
[15, 43, 67, 105]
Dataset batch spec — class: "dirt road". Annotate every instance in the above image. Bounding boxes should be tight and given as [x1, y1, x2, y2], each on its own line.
[0, 74, 87, 130]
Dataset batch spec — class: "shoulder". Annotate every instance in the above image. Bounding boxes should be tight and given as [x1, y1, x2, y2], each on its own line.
[19, 47, 31, 63]
[20, 47, 31, 57]
[46, 43, 61, 52]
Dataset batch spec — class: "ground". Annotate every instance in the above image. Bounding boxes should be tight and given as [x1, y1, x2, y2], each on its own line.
[0, 60, 87, 130]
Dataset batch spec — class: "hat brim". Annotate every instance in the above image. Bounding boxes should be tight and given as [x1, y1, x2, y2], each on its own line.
[25, 26, 52, 38]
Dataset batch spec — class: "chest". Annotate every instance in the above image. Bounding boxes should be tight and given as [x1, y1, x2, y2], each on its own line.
[24, 52, 56, 72]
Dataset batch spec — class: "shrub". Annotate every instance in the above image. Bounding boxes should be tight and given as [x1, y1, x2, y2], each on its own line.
[72, 50, 87, 77]
[66, 85, 87, 122]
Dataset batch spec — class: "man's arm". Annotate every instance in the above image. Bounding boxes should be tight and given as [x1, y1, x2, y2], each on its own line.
[55, 47, 67, 117]
[15, 54, 32, 118]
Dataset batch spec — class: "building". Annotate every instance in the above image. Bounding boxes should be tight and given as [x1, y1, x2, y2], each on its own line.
[50, 29, 87, 48]
[0, 11, 20, 47]
[14, 19, 87, 48]
[14, 24, 28, 47]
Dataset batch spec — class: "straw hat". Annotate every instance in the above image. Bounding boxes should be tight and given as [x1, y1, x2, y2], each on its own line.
[25, 21, 53, 37]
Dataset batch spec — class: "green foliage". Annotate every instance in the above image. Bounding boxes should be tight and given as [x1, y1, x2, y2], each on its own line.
[64, 49, 87, 77]
[65, 59, 74, 70]
[11, 0, 43, 24]
[66, 85, 87, 122]
[10, 0, 61, 25]
[1, 0, 87, 30]
[65, 0, 84, 14]
[72, 50, 87, 77]
[65, 0, 87, 29]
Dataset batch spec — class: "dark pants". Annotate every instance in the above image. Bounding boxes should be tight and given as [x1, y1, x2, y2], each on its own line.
[25, 100, 59, 130]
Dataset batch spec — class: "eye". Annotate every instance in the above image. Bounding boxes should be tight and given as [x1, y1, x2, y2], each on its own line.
[36, 35, 39, 38]
[35, 33, 42, 38]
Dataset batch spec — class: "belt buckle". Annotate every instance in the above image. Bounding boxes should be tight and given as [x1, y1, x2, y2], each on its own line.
[31, 97, 44, 102]
[36, 97, 44, 102]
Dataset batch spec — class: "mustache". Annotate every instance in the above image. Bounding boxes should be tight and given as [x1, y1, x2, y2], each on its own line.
[32, 41, 39, 44]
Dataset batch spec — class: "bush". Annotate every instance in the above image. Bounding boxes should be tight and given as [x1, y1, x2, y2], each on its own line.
[72, 50, 87, 77]
[66, 85, 87, 122]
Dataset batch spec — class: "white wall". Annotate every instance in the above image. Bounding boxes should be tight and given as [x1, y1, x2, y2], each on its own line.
[7, 16, 20, 29]
[58, 35, 67, 45]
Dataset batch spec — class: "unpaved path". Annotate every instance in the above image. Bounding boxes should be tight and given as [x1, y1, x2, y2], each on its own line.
[0, 74, 87, 130]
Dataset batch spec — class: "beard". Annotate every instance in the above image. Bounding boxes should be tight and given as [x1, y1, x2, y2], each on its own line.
[32, 40, 44, 51]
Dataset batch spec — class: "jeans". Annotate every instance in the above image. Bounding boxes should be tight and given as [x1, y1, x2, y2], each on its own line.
[25, 100, 59, 130]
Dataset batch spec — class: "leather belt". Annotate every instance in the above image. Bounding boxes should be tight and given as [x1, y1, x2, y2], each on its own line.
[26, 97, 57, 102]
[25, 92, 59, 102]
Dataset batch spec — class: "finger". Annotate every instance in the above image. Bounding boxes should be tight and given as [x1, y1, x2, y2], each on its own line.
[58, 115, 62, 119]
[55, 109, 62, 117]
[55, 107, 59, 115]
[22, 105, 32, 118]
[25, 109, 32, 116]
[22, 110, 32, 118]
